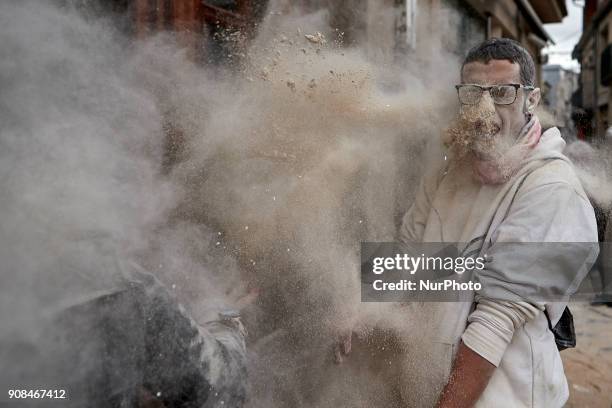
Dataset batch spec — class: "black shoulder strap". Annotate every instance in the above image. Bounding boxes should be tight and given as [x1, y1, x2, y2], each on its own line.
[544, 307, 576, 351]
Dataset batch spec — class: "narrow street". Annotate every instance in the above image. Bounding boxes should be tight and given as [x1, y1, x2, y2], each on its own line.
[564, 303, 612, 407]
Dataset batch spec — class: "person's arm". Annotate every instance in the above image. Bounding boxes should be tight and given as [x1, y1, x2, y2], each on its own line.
[436, 342, 495, 408]
[436, 299, 540, 407]
[132, 266, 247, 407]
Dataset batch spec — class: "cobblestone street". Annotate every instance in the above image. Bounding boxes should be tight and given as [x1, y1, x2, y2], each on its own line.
[563, 303, 612, 408]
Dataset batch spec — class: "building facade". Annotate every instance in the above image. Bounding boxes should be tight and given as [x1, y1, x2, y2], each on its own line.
[542, 64, 579, 139]
[71, 0, 270, 64]
[75, 1, 566, 79]
[320, 0, 565, 85]
[573, 0, 612, 140]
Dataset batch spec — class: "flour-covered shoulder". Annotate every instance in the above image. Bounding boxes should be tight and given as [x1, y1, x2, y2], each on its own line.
[499, 158, 597, 243]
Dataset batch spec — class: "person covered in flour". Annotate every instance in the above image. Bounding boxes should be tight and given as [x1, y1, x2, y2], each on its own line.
[336, 38, 598, 407]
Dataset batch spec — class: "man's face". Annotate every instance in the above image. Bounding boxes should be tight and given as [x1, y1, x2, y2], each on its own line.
[455, 59, 540, 159]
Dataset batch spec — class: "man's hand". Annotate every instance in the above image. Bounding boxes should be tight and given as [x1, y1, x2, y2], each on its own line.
[333, 331, 353, 364]
[435, 342, 495, 408]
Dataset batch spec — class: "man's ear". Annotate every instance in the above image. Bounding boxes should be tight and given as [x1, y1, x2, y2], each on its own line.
[525, 87, 541, 113]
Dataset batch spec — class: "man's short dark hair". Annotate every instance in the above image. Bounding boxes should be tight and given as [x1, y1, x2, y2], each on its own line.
[461, 38, 536, 86]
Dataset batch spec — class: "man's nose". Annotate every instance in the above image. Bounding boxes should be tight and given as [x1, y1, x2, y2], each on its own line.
[460, 91, 496, 119]
[462, 92, 498, 132]
[477, 91, 496, 111]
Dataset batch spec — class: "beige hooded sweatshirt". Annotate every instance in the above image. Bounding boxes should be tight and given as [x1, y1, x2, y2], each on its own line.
[398, 127, 598, 407]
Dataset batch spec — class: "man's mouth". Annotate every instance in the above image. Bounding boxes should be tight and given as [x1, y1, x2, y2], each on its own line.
[445, 109, 503, 160]
[467, 113, 501, 136]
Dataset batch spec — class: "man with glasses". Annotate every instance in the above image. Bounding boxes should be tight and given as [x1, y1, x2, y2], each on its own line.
[395, 38, 598, 407]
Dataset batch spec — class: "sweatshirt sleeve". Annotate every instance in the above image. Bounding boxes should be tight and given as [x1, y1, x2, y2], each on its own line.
[462, 175, 598, 366]
[462, 298, 542, 366]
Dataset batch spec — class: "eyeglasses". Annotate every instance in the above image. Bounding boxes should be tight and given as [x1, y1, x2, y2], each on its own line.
[455, 83, 534, 106]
